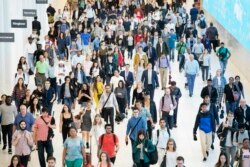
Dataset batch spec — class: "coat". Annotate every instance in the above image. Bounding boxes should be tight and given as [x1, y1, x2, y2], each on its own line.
[156, 42, 169, 58]
[234, 105, 250, 130]
[200, 86, 218, 104]
[60, 83, 75, 103]
[141, 69, 159, 89]
[120, 71, 134, 88]
[132, 139, 155, 164]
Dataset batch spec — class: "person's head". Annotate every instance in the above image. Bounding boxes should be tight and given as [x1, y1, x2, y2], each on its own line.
[19, 104, 27, 116]
[159, 118, 166, 128]
[207, 79, 212, 86]
[17, 78, 24, 86]
[216, 69, 221, 76]
[138, 46, 143, 52]
[137, 130, 146, 141]
[41, 107, 49, 117]
[170, 81, 176, 89]
[164, 87, 171, 95]
[235, 75, 240, 82]
[204, 95, 210, 104]
[47, 156, 56, 167]
[64, 76, 71, 84]
[239, 99, 246, 108]
[147, 63, 152, 70]
[132, 107, 140, 118]
[189, 54, 194, 61]
[19, 56, 26, 65]
[136, 81, 143, 89]
[114, 70, 119, 77]
[61, 104, 71, 113]
[200, 103, 208, 112]
[105, 124, 112, 134]
[5, 96, 12, 106]
[77, 50, 82, 56]
[166, 138, 177, 151]
[82, 83, 88, 90]
[32, 97, 39, 106]
[216, 152, 229, 166]
[238, 123, 246, 133]
[45, 80, 51, 90]
[220, 42, 225, 47]
[19, 120, 27, 131]
[135, 100, 142, 110]
[176, 156, 185, 167]
[9, 155, 22, 167]
[118, 80, 124, 88]
[227, 112, 234, 122]
[197, 38, 201, 43]
[229, 77, 234, 84]
[76, 63, 82, 69]
[93, 114, 102, 125]
[1, 94, 7, 104]
[242, 138, 249, 149]
[105, 85, 111, 93]
[69, 126, 78, 138]
[158, 37, 163, 43]
[99, 151, 111, 163]
[125, 64, 130, 71]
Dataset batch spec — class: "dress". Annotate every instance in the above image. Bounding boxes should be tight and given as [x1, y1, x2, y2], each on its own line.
[93, 82, 104, 108]
[81, 110, 92, 131]
[136, 66, 144, 82]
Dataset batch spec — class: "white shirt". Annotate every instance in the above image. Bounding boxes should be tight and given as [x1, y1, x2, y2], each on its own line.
[166, 151, 178, 167]
[25, 42, 36, 55]
[192, 43, 204, 54]
[152, 128, 170, 149]
[217, 77, 221, 86]
[148, 70, 152, 84]
[86, 8, 95, 18]
[110, 76, 124, 90]
[83, 60, 93, 76]
[71, 55, 84, 68]
[166, 23, 176, 33]
[242, 149, 250, 167]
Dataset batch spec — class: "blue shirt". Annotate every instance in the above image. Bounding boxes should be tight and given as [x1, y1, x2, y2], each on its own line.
[64, 137, 84, 161]
[80, 33, 91, 45]
[126, 116, 147, 141]
[185, 59, 199, 75]
[168, 33, 177, 49]
[14, 112, 35, 132]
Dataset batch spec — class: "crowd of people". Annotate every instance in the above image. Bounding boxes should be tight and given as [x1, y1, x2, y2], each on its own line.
[0, 0, 250, 167]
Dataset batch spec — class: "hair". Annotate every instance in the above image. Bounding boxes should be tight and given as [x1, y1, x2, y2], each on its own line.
[17, 56, 27, 67]
[19, 120, 26, 129]
[137, 129, 146, 140]
[61, 104, 71, 113]
[235, 75, 240, 80]
[99, 151, 112, 166]
[243, 138, 249, 143]
[15, 78, 26, 90]
[170, 81, 176, 86]
[214, 152, 229, 167]
[41, 107, 49, 113]
[93, 114, 103, 125]
[118, 80, 125, 88]
[166, 138, 177, 151]
[47, 156, 56, 162]
[69, 126, 77, 132]
[159, 118, 166, 123]
[176, 156, 185, 162]
[9, 155, 22, 167]
[64, 76, 71, 82]
[29, 101, 40, 115]
[105, 123, 112, 129]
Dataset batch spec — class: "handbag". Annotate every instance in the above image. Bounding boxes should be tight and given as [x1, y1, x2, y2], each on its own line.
[115, 112, 125, 122]
[160, 153, 167, 167]
[40, 116, 55, 140]
[101, 93, 111, 118]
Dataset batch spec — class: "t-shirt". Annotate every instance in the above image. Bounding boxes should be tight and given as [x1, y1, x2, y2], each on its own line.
[64, 137, 84, 161]
[99, 134, 118, 158]
[110, 76, 124, 90]
[36, 61, 49, 74]
[80, 33, 91, 45]
[242, 149, 250, 167]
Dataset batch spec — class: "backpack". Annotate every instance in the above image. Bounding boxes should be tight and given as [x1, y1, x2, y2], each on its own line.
[100, 134, 116, 148]
[15, 73, 25, 80]
[199, 19, 206, 29]
[146, 140, 158, 165]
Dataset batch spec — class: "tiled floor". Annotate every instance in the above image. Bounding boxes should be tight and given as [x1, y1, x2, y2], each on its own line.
[0, 0, 250, 167]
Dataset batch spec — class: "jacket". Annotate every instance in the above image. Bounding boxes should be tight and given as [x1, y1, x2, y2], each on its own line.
[120, 71, 134, 88]
[216, 119, 238, 147]
[132, 139, 155, 164]
[141, 69, 159, 89]
[200, 86, 218, 104]
[193, 111, 215, 134]
[156, 42, 169, 58]
[60, 83, 75, 102]
[234, 105, 250, 130]
[74, 70, 87, 84]
[212, 76, 227, 89]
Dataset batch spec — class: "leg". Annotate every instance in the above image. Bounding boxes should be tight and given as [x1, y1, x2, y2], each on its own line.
[37, 141, 46, 167]
[219, 60, 225, 75]
[205, 132, 212, 153]
[230, 146, 236, 166]
[65, 160, 74, 167]
[73, 159, 83, 167]
[110, 156, 116, 164]
[20, 155, 30, 167]
[199, 130, 207, 158]
[157, 148, 165, 165]
[1, 125, 7, 149]
[162, 112, 169, 129]
[102, 109, 109, 123]
[62, 128, 68, 143]
[201, 66, 205, 81]
[126, 87, 131, 107]
[186, 74, 192, 96]
[45, 140, 54, 161]
[173, 102, 179, 126]
[7, 124, 13, 150]
[205, 66, 209, 80]
[164, 68, 168, 88]
[159, 68, 164, 88]
[190, 75, 196, 96]
[57, 85, 62, 103]
[109, 108, 115, 133]
[168, 114, 173, 130]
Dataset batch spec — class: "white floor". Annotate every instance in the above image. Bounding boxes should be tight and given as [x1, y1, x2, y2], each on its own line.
[1, 0, 250, 167]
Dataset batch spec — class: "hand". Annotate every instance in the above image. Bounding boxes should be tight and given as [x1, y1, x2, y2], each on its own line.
[145, 148, 148, 152]
[137, 143, 142, 149]
[193, 134, 197, 141]
[125, 136, 128, 142]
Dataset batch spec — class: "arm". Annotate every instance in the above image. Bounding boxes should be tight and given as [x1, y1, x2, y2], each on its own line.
[59, 113, 63, 133]
[193, 113, 200, 134]
[12, 132, 19, 146]
[81, 144, 86, 163]
[113, 94, 120, 112]
[62, 147, 67, 166]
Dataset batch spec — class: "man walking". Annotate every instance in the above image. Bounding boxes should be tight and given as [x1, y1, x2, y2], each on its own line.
[216, 42, 231, 75]
[156, 53, 171, 90]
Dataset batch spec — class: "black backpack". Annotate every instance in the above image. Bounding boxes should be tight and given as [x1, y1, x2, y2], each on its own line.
[146, 140, 158, 165]
[199, 19, 206, 29]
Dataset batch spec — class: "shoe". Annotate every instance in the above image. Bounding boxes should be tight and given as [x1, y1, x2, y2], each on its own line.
[8, 149, 12, 154]
[174, 124, 177, 128]
[2, 145, 6, 150]
[203, 157, 207, 161]
[86, 142, 89, 149]
[206, 151, 209, 157]
[211, 144, 214, 150]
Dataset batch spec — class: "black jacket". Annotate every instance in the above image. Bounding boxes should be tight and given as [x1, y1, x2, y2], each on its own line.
[32, 20, 41, 31]
[216, 119, 238, 147]
[234, 105, 250, 130]
[60, 83, 75, 102]
[104, 62, 117, 76]
[200, 86, 218, 104]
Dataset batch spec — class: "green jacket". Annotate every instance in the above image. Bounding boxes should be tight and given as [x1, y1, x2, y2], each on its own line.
[132, 139, 155, 163]
[176, 42, 187, 54]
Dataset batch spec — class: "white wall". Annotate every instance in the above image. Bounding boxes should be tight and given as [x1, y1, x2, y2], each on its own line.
[0, 0, 50, 94]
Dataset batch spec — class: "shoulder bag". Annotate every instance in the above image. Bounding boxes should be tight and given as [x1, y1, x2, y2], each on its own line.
[101, 93, 111, 118]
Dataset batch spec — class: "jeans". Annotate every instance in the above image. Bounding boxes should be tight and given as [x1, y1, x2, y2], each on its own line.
[169, 48, 175, 60]
[173, 102, 179, 125]
[219, 60, 228, 75]
[179, 54, 185, 71]
[102, 107, 114, 132]
[186, 74, 196, 96]
[159, 68, 168, 89]
[20, 154, 30, 167]
[224, 146, 236, 166]
[1, 124, 13, 149]
[27, 53, 34, 72]
[226, 101, 236, 114]
[64, 97, 72, 109]
[146, 84, 155, 100]
[126, 87, 131, 107]
[37, 140, 54, 167]
[201, 66, 209, 81]
[57, 85, 62, 103]
[162, 111, 173, 129]
[65, 158, 83, 167]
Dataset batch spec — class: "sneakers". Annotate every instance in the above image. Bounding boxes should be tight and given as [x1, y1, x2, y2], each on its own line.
[86, 142, 89, 149]
[211, 144, 214, 150]
[8, 149, 12, 154]
[2, 145, 6, 150]
[203, 157, 207, 161]
[206, 151, 209, 157]
[173, 124, 177, 128]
